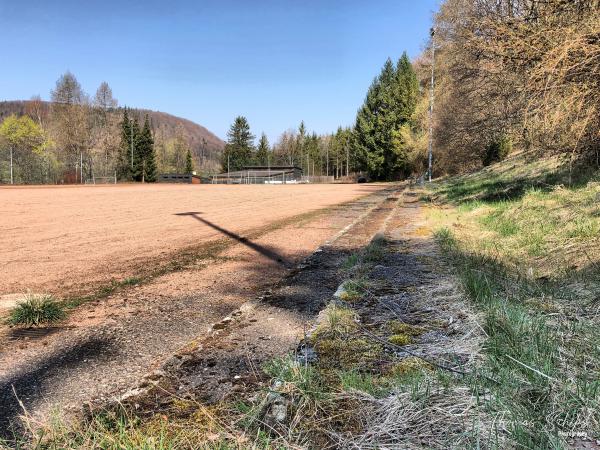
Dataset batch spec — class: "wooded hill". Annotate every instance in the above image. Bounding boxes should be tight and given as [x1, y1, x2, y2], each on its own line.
[0, 98, 224, 184]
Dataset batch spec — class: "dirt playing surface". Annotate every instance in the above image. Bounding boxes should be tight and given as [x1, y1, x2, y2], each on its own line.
[0, 183, 385, 297]
[0, 185, 395, 439]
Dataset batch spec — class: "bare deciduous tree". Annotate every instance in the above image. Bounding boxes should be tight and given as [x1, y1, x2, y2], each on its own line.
[94, 82, 118, 110]
[423, 0, 600, 174]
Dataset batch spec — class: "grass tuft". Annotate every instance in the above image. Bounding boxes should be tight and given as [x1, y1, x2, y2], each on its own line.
[313, 303, 358, 338]
[8, 294, 66, 327]
[338, 279, 368, 302]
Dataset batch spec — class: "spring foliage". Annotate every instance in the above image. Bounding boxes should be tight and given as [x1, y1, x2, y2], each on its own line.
[428, 0, 600, 175]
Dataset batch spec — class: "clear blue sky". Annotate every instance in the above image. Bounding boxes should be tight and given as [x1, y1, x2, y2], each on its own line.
[0, 0, 438, 142]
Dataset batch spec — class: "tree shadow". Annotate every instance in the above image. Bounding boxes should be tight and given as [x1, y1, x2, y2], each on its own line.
[436, 160, 598, 205]
[439, 232, 600, 312]
[0, 336, 116, 442]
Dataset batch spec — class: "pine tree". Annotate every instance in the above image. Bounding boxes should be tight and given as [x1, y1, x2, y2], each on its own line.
[255, 133, 270, 165]
[134, 115, 157, 182]
[298, 121, 307, 171]
[185, 148, 194, 173]
[352, 53, 419, 180]
[131, 117, 143, 181]
[391, 53, 419, 176]
[141, 116, 157, 182]
[222, 116, 255, 171]
[118, 108, 133, 180]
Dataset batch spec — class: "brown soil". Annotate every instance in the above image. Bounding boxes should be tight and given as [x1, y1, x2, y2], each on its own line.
[0, 183, 385, 296]
[0, 185, 396, 438]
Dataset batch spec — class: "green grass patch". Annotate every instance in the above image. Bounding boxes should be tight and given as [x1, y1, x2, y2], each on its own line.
[423, 157, 600, 447]
[341, 253, 360, 270]
[338, 278, 368, 302]
[8, 294, 66, 326]
[362, 235, 387, 263]
[434, 228, 600, 447]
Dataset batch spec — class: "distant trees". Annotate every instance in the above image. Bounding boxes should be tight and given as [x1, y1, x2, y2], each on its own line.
[94, 82, 118, 110]
[50, 72, 90, 179]
[0, 71, 225, 184]
[222, 116, 255, 171]
[118, 108, 134, 179]
[185, 148, 194, 173]
[269, 123, 354, 178]
[118, 110, 157, 182]
[51, 72, 85, 105]
[255, 133, 270, 166]
[273, 129, 299, 166]
[90, 82, 120, 178]
[136, 115, 157, 182]
[0, 115, 48, 184]
[352, 53, 419, 180]
[25, 96, 47, 128]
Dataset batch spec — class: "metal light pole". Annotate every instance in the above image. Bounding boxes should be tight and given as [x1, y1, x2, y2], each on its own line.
[326, 144, 329, 177]
[427, 27, 436, 182]
[345, 140, 349, 177]
[130, 112, 134, 176]
[9, 146, 13, 185]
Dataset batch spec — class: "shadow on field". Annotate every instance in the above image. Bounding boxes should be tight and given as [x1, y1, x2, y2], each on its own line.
[0, 336, 116, 442]
[175, 212, 290, 267]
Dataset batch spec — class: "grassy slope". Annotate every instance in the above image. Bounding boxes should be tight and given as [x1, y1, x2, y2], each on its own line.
[423, 153, 600, 448]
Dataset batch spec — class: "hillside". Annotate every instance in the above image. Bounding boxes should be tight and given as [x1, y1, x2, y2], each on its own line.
[0, 100, 224, 174]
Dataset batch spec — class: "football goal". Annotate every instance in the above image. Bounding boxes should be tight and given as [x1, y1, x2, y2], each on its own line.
[85, 176, 117, 184]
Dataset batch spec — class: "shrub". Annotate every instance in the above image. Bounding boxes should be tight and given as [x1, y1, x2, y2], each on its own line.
[9, 294, 66, 326]
[483, 134, 512, 166]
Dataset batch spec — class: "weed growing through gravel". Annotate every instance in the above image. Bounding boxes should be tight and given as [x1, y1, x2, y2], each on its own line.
[341, 253, 360, 270]
[338, 278, 368, 302]
[8, 294, 66, 327]
[362, 234, 386, 263]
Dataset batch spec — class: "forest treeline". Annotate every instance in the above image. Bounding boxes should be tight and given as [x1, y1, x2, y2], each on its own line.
[220, 52, 420, 181]
[349, 0, 600, 179]
[2, 0, 598, 184]
[220, 116, 355, 178]
[226, 0, 600, 181]
[252, 0, 600, 180]
[0, 73, 223, 184]
[420, 0, 600, 176]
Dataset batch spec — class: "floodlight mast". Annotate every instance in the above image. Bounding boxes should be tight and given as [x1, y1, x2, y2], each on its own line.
[130, 118, 134, 170]
[427, 27, 436, 182]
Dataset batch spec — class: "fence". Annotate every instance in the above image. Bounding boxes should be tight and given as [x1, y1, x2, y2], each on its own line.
[85, 176, 117, 184]
[301, 175, 335, 184]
